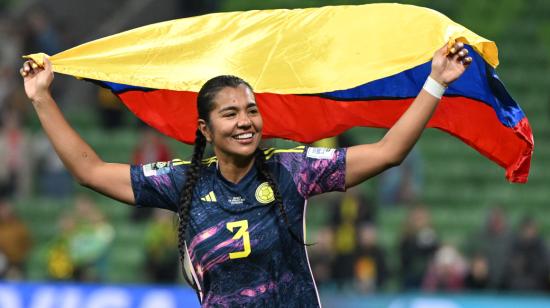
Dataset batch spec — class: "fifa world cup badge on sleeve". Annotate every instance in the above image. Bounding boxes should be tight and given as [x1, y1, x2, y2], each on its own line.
[143, 161, 170, 177]
[306, 147, 335, 160]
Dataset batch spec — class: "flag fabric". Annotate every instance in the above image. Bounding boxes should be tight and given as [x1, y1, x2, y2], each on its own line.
[25, 3, 533, 183]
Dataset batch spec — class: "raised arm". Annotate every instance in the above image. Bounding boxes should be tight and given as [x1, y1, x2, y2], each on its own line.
[345, 42, 472, 188]
[20, 58, 135, 204]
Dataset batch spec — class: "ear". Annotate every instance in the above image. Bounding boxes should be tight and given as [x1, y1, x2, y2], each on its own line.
[198, 119, 212, 143]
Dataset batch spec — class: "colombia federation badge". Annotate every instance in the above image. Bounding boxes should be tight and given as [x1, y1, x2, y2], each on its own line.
[255, 182, 275, 204]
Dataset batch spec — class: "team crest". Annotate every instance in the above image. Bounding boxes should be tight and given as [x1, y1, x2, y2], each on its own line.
[255, 182, 275, 204]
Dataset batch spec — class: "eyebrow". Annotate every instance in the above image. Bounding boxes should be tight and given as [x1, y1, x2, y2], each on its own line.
[218, 102, 257, 113]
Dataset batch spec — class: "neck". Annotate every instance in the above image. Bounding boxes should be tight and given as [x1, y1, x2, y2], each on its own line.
[216, 152, 256, 184]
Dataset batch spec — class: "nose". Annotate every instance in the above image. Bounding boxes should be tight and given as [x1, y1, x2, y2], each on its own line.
[237, 112, 252, 128]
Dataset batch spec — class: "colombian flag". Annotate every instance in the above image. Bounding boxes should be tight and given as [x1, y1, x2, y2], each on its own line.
[25, 4, 533, 183]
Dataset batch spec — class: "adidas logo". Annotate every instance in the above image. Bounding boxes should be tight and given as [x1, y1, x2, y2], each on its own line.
[200, 191, 217, 202]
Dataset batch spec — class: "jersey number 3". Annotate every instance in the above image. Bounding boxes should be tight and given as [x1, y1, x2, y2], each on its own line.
[226, 220, 251, 259]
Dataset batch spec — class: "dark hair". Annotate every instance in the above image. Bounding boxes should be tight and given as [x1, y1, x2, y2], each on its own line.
[196, 75, 253, 121]
[176, 75, 303, 289]
[254, 149, 305, 245]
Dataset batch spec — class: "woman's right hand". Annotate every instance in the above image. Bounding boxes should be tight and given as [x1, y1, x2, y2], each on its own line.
[20, 57, 54, 102]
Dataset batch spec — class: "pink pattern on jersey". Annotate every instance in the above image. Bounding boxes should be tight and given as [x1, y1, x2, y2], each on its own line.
[278, 147, 346, 198]
[151, 173, 172, 188]
[189, 222, 224, 252]
[204, 273, 293, 306]
[198, 222, 263, 272]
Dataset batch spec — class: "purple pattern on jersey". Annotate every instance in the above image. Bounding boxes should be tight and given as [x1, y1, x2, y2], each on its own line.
[189, 221, 265, 278]
[130, 160, 187, 210]
[187, 222, 226, 282]
[151, 174, 172, 189]
[204, 273, 293, 306]
[130, 147, 346, 307]
[277, 147, 346, 198]
[189, 222, 225, 253]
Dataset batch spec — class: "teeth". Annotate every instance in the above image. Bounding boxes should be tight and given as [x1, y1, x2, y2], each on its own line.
[235, 133, 253, 139]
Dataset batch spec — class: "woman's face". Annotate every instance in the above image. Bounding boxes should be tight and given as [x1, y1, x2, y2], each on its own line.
[200, 84, 263, 160]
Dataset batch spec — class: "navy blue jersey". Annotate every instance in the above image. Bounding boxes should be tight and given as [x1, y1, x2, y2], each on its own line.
[131, 146, 346, 307]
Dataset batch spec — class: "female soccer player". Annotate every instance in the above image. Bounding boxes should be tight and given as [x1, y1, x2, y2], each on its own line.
[21, 42, 471, 307]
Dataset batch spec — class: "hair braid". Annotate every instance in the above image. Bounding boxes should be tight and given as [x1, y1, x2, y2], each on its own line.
[177, 128, 206, 287]
[177, 74, 252, 290]
[255, 149, 309, 245]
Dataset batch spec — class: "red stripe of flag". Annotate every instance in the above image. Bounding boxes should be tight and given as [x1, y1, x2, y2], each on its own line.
[118, 89, 532, 183]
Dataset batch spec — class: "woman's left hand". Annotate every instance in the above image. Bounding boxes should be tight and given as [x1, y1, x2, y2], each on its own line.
[429, 42, 472, 87]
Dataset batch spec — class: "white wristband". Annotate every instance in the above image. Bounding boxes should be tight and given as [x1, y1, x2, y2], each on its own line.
[423, 76, 447, 99]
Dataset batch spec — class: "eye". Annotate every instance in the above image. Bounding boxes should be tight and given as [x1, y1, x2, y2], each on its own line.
[223, 112, 237, 118]
[248, 107, 259, 114]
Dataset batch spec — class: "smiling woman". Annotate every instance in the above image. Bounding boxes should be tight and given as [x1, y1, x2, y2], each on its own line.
[21, 42, 471, 307]
[197, 81, 263, 171]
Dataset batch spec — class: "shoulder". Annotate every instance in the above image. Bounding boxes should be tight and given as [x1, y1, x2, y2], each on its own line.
[140, 156, 219, 174]
[263, 145, 346, 164]
[200, 156, 219, 169]
[138, 158, 190, 177]
[263, 145, 306, 162]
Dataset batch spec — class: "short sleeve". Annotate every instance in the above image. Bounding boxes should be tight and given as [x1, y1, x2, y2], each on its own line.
[276, 147, 347, 198]
[131, 160, 187, 211]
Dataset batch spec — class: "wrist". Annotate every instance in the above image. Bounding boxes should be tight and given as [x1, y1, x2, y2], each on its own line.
[31, 92, 53, 108]
[428, 73, 448, 88]
[423, 75, 447, 99]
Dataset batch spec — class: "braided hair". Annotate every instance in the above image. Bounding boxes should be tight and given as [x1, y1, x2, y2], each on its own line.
[254, 149, 306, 245]
[176, 75, 305, 289]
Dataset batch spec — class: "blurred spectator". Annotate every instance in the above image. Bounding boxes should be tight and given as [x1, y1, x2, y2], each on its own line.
[311, 134, 354, 149]
[398, 204, 439, 290]
[464, 253, 490, 290]
[353, 223, 388, 293]
[131, 127, 172, 221]
[144, 208, 179, 283]
[24, 6, 61, 55]
[309, 227, 335, 288]
[466, 206, 512, 289]
[330, 189, 374, 289]
[1, 17, 29, 202]
[0, 108, 31, 198]
[47, 196, 114, 282]
[22, 6, 64, 101]
[0, 17, 21, 67]
[0, 198, 32, 279]
[422, 244, 467, 292]
[133, 127, 172, 164]
[377, 146, 423, 206]
[501, 215, 549, 292]
[0, 16, 24, 113]
[97, 87, 125, 130]
[32, 131, 74, 198]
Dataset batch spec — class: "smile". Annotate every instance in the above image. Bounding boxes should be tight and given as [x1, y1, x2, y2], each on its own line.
[233, 132, 255, 140]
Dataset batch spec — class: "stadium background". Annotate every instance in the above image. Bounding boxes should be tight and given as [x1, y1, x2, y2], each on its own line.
[0, 0, 549, 307]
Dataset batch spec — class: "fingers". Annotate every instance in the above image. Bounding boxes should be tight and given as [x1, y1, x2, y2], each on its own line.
[448, 41, 462, 55]
[20, 60, 43, 78]
[20, 61, 31, 77]
[41, 57, 52, 73]
[447, 42, 472, 65]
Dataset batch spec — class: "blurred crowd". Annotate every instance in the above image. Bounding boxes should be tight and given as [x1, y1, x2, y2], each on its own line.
[1, 4, 66, 201]
[4, 184, 550, 295]
[309, 198, 550, 294]
[0, 3, 178, 284]
[1, 0, 549, 296]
